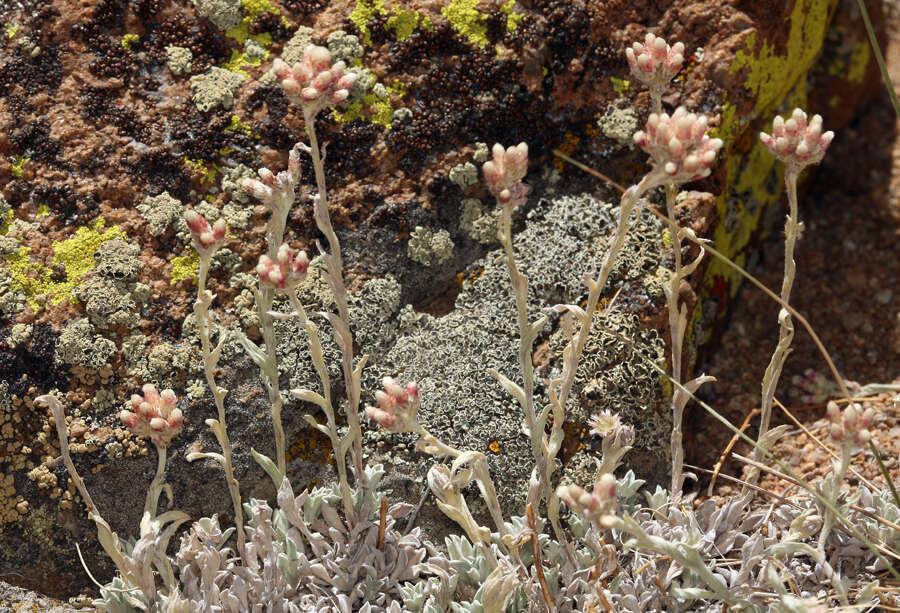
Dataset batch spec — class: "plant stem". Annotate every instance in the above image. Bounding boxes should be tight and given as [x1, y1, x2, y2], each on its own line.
[144, 443, 167, 519]
[749, 168, 801, 490]
[664, 184, 688, 497]
[288, 291, 355, 521]
[196, 256, 246, 556]
[304, 111, 365, 486]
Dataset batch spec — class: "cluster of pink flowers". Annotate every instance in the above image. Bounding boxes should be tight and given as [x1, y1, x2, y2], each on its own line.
[256, 244, 310, 291]
[482, 142, 529, 208]
[826, 401, 874, 448]
[557, 473, 618, 528]
[625, 33, 685, 94]
[184, 210, 227, 257]
[365, 377, 420, 434]
[760, 108, 834, 172]
[633, 107, 723, 184]
[242, 144, 302, 216]
[273, 46, 357, 118]
[119, 384, 183, 447]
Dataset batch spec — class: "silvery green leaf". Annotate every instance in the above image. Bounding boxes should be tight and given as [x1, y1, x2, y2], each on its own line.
[617, 470, 645, 507]
[291, 387, 328, 408]
[487, 368, 526, 410]
[765, 541, 823, 564]
[671, 585, 714, 600]
[644, 485, 669, 510]
[401, 581, 427, 612]
[251, 448, 284, 489]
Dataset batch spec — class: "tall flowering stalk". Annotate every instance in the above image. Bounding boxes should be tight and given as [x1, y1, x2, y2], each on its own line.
[272, 46, 368, 491]
[748, 109, 834, 489]
[182, 210, 246, 557]
[633, 105, 723, 496]
[241, 144, 302, 477]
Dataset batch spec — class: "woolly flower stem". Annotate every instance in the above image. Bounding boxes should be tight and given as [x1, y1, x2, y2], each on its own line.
[748, 167, 801, 490]
[288, 291, 355, 521]
[304, 110, 365, 489]
[193, 255, 246, 557]
[144, 443, 168, 519]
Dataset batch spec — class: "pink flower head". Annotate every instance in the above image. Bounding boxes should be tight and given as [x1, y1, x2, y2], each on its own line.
[482, 142, 529, 208]
[365, 377, 420, 434]
[184, 210, 227, 257]
[272, 45, 357, 118]
[625, 33, 685, 96]
[256, 244, 309, 291]
[242, 143, 302, 217]
[119, 384, 183, 447]
[826, 401, 874, 447]
[760, 108, 834, 173]
[557, 473, 618, 528]
[633, 107, 723, 184]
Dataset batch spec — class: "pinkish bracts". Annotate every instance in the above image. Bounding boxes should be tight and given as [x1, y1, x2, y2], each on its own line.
[633, 107, 723, 184]
[826, 401, 874, 447]
[256, 244, 309, 291]
[119, 384, 183, 447]
[625, 34, 685, 99]
[482, 142, 529, 208]
[365, 377, 421, 434]
[242, 143, 302, 218]
[760, 108, 834, 173]
[272, 46, 356, 119]
[184, 210, 226, 257]
[557, 473, 618, 528]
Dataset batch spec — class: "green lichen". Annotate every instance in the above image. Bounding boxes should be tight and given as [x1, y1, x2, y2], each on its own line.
[74, 238, 148, 329]
[192, 0, 242, 31]
[408, 226, 454, 267]
[386, 8, 419, 41]
[223, 37, 270, 77]
[137, 191, 186, 237]
[349, 0, 385, 45]
[5, 23, 19, 39]
[326, 30, 364, 63]
[442, 0, 487, 48]
[35, 205, 50, 218]
[171, 249, 200, 285]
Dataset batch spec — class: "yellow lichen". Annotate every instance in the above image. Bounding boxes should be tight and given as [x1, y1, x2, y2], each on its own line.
[184, 156, 220, 182]
[35, 205, 50, 218]
[170, 249, 200, 285]
[350, 0, 386, 45]
[11, 155, 29, 177]
[121, 33, 139, 50]
[224, 114, 255, 136]
[7, 218, 125, 308]
[501, 0, 522, 32]
[610, 77, 630, 97]
[386, 7, 419, 41]
[442, 0, 487, 48]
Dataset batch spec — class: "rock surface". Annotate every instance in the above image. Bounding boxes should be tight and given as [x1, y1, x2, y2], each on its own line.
[0, 0, 886, 600]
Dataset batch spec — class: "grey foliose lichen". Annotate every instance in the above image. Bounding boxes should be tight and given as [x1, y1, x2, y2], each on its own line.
[190, 67, 245, 112]
[8, 323, 32, 348]
[74, 239, 149, 330]
[407, 227, 454, 267]
[55, 319, 116, 370]
[281, 26, 314, 66]
[0, 266, 26, 320]
[137, 191, 187, 237]
[448, 162, 478, 190]
[165, 46, 193, 75]
[190, 0, 242, 31]
[459, 198, 497, 244]
[597, 106, 639, 149]
[326, 30, 364, 63]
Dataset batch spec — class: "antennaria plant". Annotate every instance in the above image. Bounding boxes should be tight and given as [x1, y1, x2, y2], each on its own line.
[34, 30, 898, 613]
